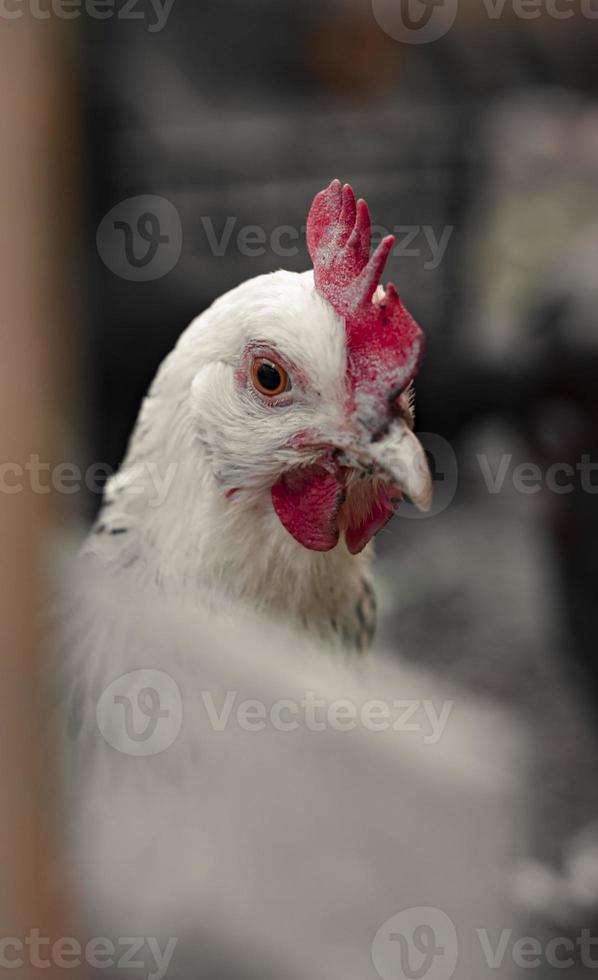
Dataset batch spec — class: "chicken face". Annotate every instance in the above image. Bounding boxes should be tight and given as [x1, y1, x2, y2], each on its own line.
[188, 181, 431, 555]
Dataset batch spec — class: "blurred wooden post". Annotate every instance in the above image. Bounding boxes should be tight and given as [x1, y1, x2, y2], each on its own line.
[0, 12, 78, 974]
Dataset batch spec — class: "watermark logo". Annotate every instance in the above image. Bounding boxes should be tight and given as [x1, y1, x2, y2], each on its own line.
[372, 0, 458, 43]
[199, 217, 453, 269]
[0, 0, 175, 32]
[372, 907, 458, 980]
[399, 433, 458, 520]
[97, 195, 182, 281]
[200, 691, 454, 742]
[373, 909, 598, 974]
[0, 455, 177, 506]
[482, 0, 598, 19]
[476, 926, 598, 970]
[372, 0, 598, 42]
[1, 450, 595, 516]
[96, 669, 183, 756]
[478, 452, 598, 496]
[0, 931, 177, 980]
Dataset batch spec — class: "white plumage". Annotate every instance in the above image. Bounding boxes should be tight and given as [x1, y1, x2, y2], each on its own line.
[84, 269, 378, 648]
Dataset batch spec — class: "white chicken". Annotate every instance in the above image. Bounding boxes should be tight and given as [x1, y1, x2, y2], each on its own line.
[49, 184, 523, 980]
[84, 179, 431, 651]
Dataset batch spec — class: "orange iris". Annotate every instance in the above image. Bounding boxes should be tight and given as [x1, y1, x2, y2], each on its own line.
[251, 357, 289, 397]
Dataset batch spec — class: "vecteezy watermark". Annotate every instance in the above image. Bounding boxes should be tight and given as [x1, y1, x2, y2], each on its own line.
[0, 0, 175, 31]
[1, 448, 595, 516]
[97, 196, 182, 281]
[372, 907, 459, 980]
[198, 218, 454, 270]
[372, 0, 598, 44]
[0, 931, 177, 979]
[96, 669, 183, 756]
[96, 678, 454, 755]
[371, 0, 459, 44]
[480, 0, 598, 20]
[476, 928, 598, 970]
[0, 455, 177, 506]
[200, 691, 454, 743]
[477, 453, 598, 496]
[372, 908, 598, 978]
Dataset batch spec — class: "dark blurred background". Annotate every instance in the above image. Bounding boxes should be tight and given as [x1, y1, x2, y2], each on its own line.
[71, 0, 598, 967]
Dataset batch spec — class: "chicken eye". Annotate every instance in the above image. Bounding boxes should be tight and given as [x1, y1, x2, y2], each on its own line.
[251, 357, 290, 397]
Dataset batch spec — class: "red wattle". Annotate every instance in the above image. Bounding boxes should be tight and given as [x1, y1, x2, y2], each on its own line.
[271, 462, 402, 555]
[271, 464, 344, 552]
[344, 496, 395, 555]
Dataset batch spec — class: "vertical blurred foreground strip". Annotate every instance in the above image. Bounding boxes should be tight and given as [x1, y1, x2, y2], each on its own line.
[0, 12, 78, 976]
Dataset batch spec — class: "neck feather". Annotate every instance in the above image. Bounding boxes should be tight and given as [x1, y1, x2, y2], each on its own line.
[87, 408, 371, 638]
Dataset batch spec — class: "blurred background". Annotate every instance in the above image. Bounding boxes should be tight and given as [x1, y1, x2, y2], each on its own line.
[2, 0, 598, 976]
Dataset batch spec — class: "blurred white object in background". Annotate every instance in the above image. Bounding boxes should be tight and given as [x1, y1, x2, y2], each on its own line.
[54, 556, 527, 980]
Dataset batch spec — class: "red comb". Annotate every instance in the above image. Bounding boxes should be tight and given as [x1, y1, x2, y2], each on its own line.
[307, 179, 425, 418]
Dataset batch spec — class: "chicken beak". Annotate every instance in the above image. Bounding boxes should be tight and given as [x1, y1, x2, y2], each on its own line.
[367, 419, 433, 513]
